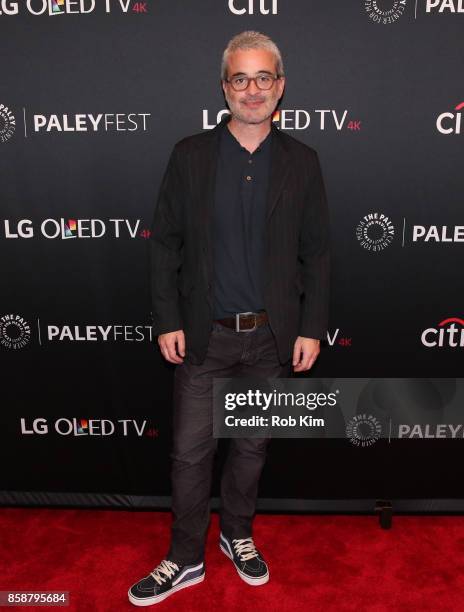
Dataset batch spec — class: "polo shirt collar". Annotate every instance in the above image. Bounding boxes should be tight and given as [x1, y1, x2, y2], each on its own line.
[221, 120, 272, 154]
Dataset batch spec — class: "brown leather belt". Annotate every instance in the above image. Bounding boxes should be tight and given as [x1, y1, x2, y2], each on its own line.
[214, 310, 269, 332]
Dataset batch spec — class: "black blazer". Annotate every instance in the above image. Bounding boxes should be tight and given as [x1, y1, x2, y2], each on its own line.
[149, 113, 331, 365]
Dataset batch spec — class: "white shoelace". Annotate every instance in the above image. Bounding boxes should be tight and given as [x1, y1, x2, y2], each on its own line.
[150, 559, 179, 585]
[232, 537, 259, 561]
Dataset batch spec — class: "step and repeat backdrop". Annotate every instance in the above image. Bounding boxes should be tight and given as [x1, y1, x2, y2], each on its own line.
[1, 0, 463, 510]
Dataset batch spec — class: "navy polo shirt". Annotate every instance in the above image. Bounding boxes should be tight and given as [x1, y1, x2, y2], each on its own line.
[212, 123, 272, 319]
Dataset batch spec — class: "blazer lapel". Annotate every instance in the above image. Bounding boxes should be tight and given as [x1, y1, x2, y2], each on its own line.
[266, 121, 291, 221]
[195, 119, 222, 287]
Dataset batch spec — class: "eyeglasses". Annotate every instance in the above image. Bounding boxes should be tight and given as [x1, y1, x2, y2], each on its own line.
[224, 73, 281, 91]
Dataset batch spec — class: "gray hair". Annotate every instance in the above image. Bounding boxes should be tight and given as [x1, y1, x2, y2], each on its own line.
[221, 30, 284, 81]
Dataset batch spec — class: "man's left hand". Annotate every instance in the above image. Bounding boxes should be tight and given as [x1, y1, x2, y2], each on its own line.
[292, 336, 321, 372]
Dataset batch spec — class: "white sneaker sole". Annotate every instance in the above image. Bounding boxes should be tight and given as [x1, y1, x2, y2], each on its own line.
[219, 543, 269, 586]
[128, 572, 205, 606]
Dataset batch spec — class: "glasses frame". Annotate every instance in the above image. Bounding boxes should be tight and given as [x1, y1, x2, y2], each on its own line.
[223, 73, 282, 92]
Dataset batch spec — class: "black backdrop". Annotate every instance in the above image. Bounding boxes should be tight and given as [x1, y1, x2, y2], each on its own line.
[1, 0, 463, 511]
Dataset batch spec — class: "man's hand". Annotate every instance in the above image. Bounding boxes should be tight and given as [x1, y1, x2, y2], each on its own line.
[158, 330, 185, 364]
[292, 336, 321, 372]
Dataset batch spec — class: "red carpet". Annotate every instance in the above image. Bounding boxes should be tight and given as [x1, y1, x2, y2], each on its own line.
[1, 508, 464, 611]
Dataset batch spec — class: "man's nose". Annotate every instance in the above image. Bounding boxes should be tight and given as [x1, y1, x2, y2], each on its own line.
[248, 78, 260, 95]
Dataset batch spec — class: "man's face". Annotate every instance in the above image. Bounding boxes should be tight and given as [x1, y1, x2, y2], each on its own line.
[222, 48, 285, 125]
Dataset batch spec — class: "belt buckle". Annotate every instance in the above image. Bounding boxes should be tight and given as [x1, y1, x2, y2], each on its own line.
[235, 311, 257, 332]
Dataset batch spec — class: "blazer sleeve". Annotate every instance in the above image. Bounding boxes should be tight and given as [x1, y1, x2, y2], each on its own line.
[298, 149, 331, 340]
[149, 145, 184, 336]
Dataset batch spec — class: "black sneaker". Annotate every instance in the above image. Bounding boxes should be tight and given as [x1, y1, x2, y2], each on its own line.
[219, 532, 269, 585]
[128, 558, 205, 606]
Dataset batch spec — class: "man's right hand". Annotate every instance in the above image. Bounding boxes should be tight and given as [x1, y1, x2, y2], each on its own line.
[158, 330, 185, 364]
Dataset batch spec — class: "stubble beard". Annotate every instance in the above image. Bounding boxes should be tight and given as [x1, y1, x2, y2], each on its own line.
[225, 90, 280, 126]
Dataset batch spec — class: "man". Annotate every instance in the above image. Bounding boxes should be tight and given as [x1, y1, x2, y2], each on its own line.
[128, 30, 330, 606]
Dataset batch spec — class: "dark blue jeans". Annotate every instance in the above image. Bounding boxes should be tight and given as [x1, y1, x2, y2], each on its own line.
[166, 320, 292, 565]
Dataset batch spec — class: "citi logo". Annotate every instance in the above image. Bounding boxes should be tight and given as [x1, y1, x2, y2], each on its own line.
[0, 0, 147, 16]
[436, 102, 463, 134]
[228, 0, 277, 15]
[421, 317, 464, 348]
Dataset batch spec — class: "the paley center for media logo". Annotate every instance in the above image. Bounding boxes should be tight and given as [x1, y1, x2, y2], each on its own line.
[346, 413, 382, 447]
[356, 215, 464, 251]
[364, 0, 464, 22]
[0, 102, 151, 142]
[0, 313, 156, 349]
[0, 103, 15, 143]
[0, 314, 31, 349]
[364, 0, 407, 24]
[356, 212, 395, 251]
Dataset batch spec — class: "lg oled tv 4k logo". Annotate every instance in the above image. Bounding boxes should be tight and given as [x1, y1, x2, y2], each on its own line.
[0, 0, 148, 16]
[20, 417, 158, 438]
[2, 218, 150, 239]
[202, 109, 362, 132]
